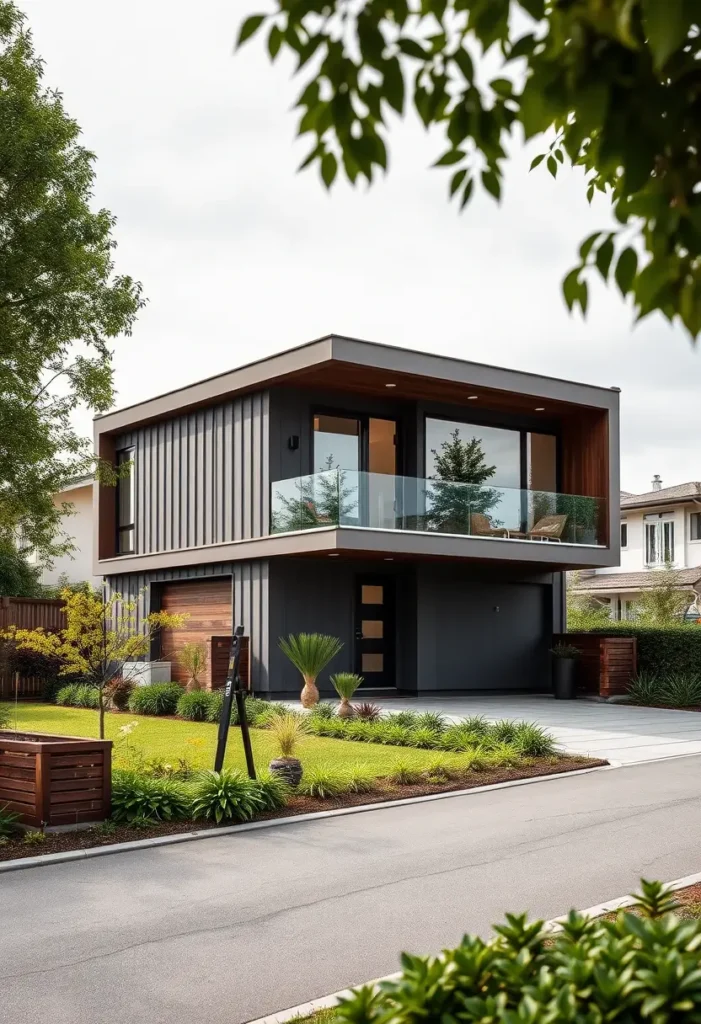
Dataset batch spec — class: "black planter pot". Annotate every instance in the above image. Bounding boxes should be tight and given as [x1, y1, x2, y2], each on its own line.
[552, 658, 577, 700]
[269, 757, 303, 787]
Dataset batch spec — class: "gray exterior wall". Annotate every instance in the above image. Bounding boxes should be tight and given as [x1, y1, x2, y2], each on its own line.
[115, 391, 269, 556]
[104, 560, 269, 690]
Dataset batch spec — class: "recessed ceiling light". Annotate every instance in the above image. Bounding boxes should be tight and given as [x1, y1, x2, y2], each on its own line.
[535, 407, 545, 412]
[328, 553, 339, 557]
[467, 395, 478, 400]
[384, 557, 394, 561]
[385, 383, 397, 388]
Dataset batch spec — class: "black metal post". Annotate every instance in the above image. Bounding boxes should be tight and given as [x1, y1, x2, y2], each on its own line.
[214, 625, 256, 779]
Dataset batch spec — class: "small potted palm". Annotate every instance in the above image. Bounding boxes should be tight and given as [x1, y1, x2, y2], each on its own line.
[551, 643, 580, 700]
[330, 672, 363, 718]
[268, 713, 306, 787]
[278, 633, 343, 708]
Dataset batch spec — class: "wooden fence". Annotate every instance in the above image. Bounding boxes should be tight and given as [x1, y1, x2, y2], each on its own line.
[554, 633, 638, 698]
[0, 597, 67, 701]
[0, 731, 112, 827]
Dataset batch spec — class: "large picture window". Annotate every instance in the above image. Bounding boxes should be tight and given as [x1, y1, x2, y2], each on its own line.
[116, 446, 135, 554]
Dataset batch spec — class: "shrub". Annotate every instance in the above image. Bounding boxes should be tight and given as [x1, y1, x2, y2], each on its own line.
[205, 690, 239, 724]
[55, 683, 80, 706]
[439, 723, 483, 752]
[414, 711, 446, 733]
[628, 670, 665, 705]
[583, 622, 701, 677]
[660, 671, 701, 707]
[177, 641, 207, 691]
[127, 682, 183, 716]
[176, 690, 215, 722]
[73, 684, 99, 709]
[309, 701, 335, 720]
[330, 671, 363, 714]
[23, 830, 47, 846]
[111, 770, 191, 822]
[104, 677, 134, 711]
[422, 758, 458, 782]
[268, 713, 306, 758]
[389, 710, 421, 729]
[0, 704, 11, 730]
[334, 880, 697, 1024]
[388, 760, 422, 785]
[344, 720, 377, 742]
[278, 632, 344, 706]
[255, 773, 290, 811]
[489, 719, 519, 744]
[461, 715, 490, 736]
[409, 726, 442, 749]
[352, 701, 382, 721]
[374, 722, 415, 746]
[191, 769, 263, 823]
[511, 722, 557, 758]
[343, 765, 377, 794]
[298, 765, 347, 799]
[0, 802, 20, 837]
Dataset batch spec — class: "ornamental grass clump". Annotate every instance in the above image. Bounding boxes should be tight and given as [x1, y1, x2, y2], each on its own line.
[127, 682, 184, 716]
[176, 690, 215, 722]
[267, 713, 306, 787]
[298, 765, 348, 799]
[191, 769, 263, 823]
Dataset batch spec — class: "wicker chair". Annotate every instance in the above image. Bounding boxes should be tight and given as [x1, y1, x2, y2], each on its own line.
[470, 513, 508, 538]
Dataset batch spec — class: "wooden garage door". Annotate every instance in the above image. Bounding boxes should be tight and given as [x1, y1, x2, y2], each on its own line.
[160, 579, 232, 688]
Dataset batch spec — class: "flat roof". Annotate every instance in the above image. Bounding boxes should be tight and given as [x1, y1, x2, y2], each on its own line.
[95, 333, 619, 435]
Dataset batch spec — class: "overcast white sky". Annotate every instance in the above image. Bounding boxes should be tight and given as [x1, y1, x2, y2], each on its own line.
[20, 0, 701, 494]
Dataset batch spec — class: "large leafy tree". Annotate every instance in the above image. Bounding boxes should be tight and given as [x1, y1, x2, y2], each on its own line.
[0, 2, 143, 565]
[238, 0, 701, 340]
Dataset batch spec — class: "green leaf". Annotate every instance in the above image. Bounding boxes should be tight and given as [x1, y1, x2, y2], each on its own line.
[614, 247, 638, 296]
[481, 168, 501, 200]
[490, 77, 513, 97]
[562, 268, 580, 312]
[397, 37, 428, 60]
[450, 168, 467, 197]
[595, 237, 615, 280]
[236, 14, 266, 49]
[321, 152, 338, 189]
[518, 0, 545, 18]
[453, 47, 474, 81]
[267, 24, 282, 59]
[554, 148, 563, 164]
[529, 153, 545, 170]
[642, 0, 691, 71]
[579, 232, 601, 261]
[434, 149, 465, 167]
[459, 176, 474, 210]
[547, 155, 557, 178]
[508, 33, 536, 61]
[383, 57, 405, 115]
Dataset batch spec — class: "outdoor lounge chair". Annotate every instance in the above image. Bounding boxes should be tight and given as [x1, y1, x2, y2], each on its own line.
[507, 514, 568, 542]
[469, 513, 508, 538]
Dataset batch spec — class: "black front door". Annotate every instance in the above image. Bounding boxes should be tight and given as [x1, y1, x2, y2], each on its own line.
[354, 576, 395, 688]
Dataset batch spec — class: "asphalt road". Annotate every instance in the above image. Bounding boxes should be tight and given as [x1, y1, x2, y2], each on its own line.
[3, 757, 701, 1024]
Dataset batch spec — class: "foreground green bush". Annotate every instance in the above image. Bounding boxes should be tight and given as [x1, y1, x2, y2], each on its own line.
[334, 880, 701, 1023]
[583, 623, 701, 677]
[176, 690, 215, 721]
[112, 770, 190, 822]
[127, 682, 184, 716]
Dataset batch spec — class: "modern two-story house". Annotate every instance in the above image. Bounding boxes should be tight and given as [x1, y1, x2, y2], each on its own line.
[571, 477, 701, 619]
[93, 335, 620, 697]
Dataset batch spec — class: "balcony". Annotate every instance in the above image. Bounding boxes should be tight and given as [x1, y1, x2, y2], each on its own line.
[270, 470, 606, 547]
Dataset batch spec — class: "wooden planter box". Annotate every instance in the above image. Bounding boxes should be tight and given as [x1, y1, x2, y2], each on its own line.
[0, 732, 112, 828]
[553, 633, 638, 698]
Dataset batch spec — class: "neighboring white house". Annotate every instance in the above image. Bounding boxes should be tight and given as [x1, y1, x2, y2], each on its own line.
[27, 476, 102, 589]
[571, 476, 701, 619]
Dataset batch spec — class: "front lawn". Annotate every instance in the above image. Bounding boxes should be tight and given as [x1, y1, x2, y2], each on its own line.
[2, 703, 477, 776]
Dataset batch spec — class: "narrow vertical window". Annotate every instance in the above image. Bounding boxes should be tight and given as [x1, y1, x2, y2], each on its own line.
[117, 446, 135, 554]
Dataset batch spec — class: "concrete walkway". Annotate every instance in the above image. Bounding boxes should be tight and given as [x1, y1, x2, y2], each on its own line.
[3, 756, 701, 1024]
[372, 695, 701, 765]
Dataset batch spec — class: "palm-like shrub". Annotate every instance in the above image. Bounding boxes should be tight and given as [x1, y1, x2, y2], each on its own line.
[330, 672, 363, 718]
[111, 770, 190, 822]
[176, 690, 214, 722]
[128, 682, 184, 716]
[177, 641, 207, 691]
[278, 633, 343, 707]
[191, 769, 263, 823]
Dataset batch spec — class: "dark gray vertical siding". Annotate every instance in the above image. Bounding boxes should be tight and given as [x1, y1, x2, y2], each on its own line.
[114, 391, 269, 555]
[105, 559, 271, 690]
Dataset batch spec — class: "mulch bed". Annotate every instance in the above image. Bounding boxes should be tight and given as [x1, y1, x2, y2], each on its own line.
[0, 755, 604, 864]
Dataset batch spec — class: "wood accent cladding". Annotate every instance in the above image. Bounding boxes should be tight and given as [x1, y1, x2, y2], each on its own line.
[554, 633, 637, 698]
[97, 433, 117, 560]
[560, 409, 610, 545]
[209, 635, 250, 690]
[160, 579, 233, 688]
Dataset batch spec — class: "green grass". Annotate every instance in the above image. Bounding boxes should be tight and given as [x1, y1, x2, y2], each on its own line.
[3, 703, 477, 777]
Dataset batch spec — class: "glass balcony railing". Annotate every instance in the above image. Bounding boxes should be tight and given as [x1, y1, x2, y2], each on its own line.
[270, 470, 606, 546]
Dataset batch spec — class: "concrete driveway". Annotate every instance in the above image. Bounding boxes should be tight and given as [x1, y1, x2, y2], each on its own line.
[373, 695, 701, 765]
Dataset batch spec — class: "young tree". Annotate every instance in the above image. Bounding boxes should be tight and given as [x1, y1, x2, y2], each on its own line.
[271, 454, 358, 531]
[5, 588, 183, 738]
[0, 539, 42, 597]
[426, 429, 502, 533]
[632, 563, 694, 624]
[566, 571, 612, 631]
[0, 2, 143, 565]
[238, 2, 701, 340]
[177, 641, 207, 692]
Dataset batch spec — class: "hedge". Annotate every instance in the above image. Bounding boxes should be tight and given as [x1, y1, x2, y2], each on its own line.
[582, 623, 701, 677]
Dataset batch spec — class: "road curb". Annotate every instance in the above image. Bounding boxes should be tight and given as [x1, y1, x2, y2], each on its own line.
[0, 763, 607, 874]
[245, 870, 701, 1024]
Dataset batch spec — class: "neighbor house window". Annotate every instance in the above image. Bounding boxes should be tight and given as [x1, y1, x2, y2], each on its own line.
[620, 521, 628, 548]
[116, 446, 135, 554]
[644, 514, 674, 566]
[691, 512, 701, 541]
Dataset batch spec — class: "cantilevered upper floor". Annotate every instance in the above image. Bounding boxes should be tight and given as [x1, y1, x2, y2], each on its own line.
[93, 334, 621, 575]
